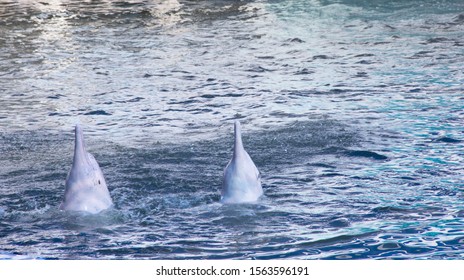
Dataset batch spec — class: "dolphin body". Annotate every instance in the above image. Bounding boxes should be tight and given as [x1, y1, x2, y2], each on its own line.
[221, 121, 263, 203]
[60, 125, 113, 214]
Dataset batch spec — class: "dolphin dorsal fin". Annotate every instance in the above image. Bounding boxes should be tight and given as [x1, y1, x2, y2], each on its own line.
[73, 124, 88, 166]
[234, 120, 244, 156]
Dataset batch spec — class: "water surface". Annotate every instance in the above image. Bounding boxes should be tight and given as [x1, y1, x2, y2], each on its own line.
[1, 0, 464, 259]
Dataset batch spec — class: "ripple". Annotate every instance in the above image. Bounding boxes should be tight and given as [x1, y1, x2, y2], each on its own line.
[83, 110, 112, 116]
[434, 137, 462, 143]
[344, 150, 388, 160]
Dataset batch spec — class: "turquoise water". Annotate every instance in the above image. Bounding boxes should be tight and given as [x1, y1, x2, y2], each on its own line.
[0, 0, 463, 259]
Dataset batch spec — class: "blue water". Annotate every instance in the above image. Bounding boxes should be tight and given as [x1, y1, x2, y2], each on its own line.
[0, 0, 463, 259]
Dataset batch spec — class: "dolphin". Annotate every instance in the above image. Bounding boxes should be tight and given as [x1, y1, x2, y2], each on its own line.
[60, 125, 113, 214]
[221, 121, 263, 203]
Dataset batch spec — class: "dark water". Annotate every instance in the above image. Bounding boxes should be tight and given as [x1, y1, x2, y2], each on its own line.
[1, 0, 464, 259]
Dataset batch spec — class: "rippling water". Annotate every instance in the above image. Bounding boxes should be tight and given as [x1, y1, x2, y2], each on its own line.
[1, 0, 464, 259]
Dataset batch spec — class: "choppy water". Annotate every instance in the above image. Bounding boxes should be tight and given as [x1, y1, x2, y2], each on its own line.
[1, 0, 464, 260]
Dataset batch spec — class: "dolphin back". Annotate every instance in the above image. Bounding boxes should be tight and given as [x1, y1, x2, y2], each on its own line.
[221, 121, 263, 203]
[60, 125, 113, 214]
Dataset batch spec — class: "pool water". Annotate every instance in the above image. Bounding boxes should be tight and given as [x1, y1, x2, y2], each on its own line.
[0, 0, 463, 259]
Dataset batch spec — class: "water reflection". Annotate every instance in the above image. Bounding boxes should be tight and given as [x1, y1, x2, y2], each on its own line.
[0, 0, 271, 144]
